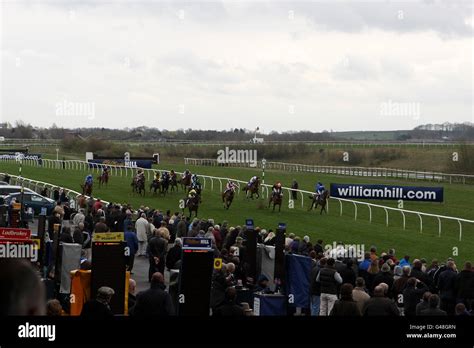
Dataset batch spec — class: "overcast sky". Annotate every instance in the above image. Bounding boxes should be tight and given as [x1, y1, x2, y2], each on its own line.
[1, 0, 472, 132]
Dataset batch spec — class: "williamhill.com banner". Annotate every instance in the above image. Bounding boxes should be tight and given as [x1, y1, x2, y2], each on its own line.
[330, 183, 444, 202]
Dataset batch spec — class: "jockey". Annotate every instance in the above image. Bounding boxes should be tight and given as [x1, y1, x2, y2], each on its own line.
[182, 169, 190, 180]
[85, 174, 93, 186]
[102, 167, 109, 175]
[162, 171, 169, 181]
[155, 171, 161, 182]
[224, 180, 238, 194]
[170, 170, 177, 179]
[136, 169, 145, 182]
[191, 174, 201, 191]
[248, 175, 258, 188]
[186, 188, 197, 206]
[272, 181, 283, 197]
[315, 181, 325, 198]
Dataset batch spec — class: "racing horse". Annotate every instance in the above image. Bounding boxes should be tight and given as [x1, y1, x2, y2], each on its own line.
[150, 179, 161, 194]
[131, 176, 146, 196]
[159, 175, 170, 196]
[268, 192, 282, 212]
[169, 175, 178, 192]
[184, 194, 201, 218]
[222, 189, 235, 210]
[179, 173, 192, 192]
[81, 182, 93, 196]
[97, 170, 109, 188]
[308, 189, 329, 214]
[243, 178, 260, 199]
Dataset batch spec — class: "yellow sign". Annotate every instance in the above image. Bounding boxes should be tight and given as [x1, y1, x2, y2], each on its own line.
[31, 239, 41, 250]
[92, 232, 125, 242]
[214, 258, 222, 270]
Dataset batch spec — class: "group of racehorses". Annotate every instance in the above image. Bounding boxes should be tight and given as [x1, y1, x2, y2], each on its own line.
[81, 169, 329, 218]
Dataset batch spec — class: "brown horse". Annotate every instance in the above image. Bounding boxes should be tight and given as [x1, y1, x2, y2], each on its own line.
[98, 171, 109, 188]
[81, 183, 92, 196]
[179, 174, 192, 192]
[150, 179, 161, 194]
[308, 190, 329, 214]
[268, 192, 282, 212]
[169, 175, 178, 192]
[222, 189, 235, 210]
[244, 178, 260, 199]
[131, 176, 145, 196]
[184, 194, 201, 218]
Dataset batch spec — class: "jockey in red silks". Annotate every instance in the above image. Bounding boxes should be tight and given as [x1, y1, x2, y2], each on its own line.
[224, 180, 239, 195]
[272, 181, 283, 198]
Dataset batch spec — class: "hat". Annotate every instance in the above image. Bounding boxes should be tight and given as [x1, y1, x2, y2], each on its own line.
[303, 235, 310, 243]
[381, 263, 391, 273]
[236, 236, 243, 242]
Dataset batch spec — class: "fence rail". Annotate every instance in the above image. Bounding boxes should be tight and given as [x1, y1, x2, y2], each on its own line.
[1, 157, 473, 240]
[184, 158, 474, 185]
[0, 172, 109, 208]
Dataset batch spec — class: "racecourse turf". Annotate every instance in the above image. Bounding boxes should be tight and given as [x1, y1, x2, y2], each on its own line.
[1, 160, 473, 264]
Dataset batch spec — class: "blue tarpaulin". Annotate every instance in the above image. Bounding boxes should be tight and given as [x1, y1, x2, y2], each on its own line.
[285, 253, 311, 308]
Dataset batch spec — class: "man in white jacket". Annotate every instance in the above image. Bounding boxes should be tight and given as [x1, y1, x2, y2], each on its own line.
[135, 213, 149, 256]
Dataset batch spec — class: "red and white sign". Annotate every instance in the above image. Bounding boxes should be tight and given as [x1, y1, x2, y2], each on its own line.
[0, 228, 31, 241]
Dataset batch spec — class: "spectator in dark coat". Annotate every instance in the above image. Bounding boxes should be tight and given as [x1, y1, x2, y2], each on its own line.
[455, 262, 474, 310]
[392, 266, 411, 310]
[340, 259, 356, 286]
[330, 283, 361, 316]
[210, 266, 229, 310]
[81, 286, 114, 318]
[93, 216, 109, 233]
[416, 291, 432, 315]
[420, 294, 447, 316]
[403, 277, 428, 317]
[437, 260, 458, 315]
[411, 259, 434, 291]
[213, 287, 245, 317]
[177, 217, 189, 238]
[124, 230, 139, 273]
[166, 238, 182, 270]
[372, 263, 394, 298]
[147, 230, 168, 281]
[59, 226, 73, 243]
[314, 239, 324, 255]
[130, 273, 174, 317]
[362, 285, 399, 316]
[310, 257, 325, 316]
[72, 222, 85, 245]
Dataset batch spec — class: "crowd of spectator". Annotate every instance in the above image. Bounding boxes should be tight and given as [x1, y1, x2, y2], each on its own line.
[0, 194, 472, 318]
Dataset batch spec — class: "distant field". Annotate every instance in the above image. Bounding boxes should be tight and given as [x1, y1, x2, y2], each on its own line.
[1, 160, 473, 265]
[18, 143, 470, 174]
